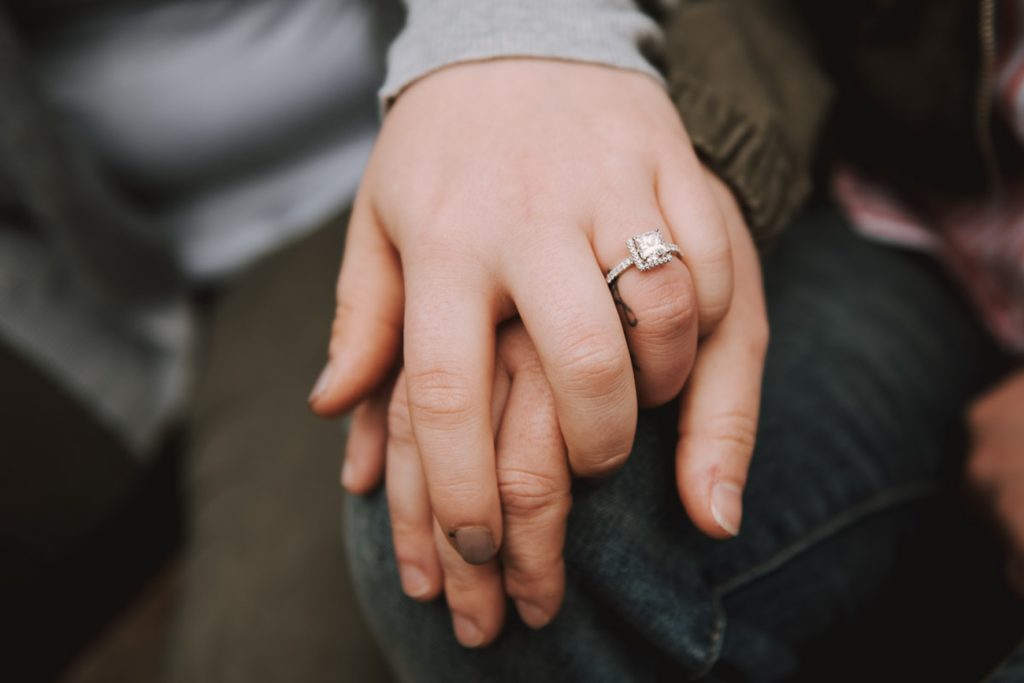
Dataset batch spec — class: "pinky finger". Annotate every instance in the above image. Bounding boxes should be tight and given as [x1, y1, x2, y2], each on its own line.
[342, 380, 393, 494]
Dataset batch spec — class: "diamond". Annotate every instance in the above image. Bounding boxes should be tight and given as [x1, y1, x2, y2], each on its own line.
[606, 229, 683, 284]
[627, 230, 673, 270]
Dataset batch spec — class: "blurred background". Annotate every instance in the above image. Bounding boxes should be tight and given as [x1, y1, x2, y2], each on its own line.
[1, 1, 401, 680]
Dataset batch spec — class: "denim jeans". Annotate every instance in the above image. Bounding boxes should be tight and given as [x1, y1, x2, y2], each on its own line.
[344, 205, 1020, 681]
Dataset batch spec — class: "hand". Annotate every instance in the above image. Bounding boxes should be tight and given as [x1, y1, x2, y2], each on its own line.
[310, 59, 736, 565]
[348, 320, 570, 646]
[967, 369, 1024, 594]
[342, 166, 767, 646]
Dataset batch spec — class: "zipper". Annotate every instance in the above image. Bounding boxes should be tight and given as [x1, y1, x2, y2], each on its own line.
[976, 0, 1002, 188]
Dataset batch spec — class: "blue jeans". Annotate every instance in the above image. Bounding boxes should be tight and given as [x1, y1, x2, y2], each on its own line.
[344, 205, 1020, 681]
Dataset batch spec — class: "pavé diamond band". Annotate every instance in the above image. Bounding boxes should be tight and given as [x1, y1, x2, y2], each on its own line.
[605, 229, 682, 285]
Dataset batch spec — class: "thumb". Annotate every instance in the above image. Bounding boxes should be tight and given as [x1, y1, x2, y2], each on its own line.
[309, 194, 403, 416]
[675, 200, 768, 539]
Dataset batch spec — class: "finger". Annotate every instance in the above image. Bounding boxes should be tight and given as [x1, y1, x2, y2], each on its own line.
[675, 204, 768, 539]
[310, 193, 404, 416]
[434, 520, 506, 648]
[403, 258, 502, 565]
[386, 371, 443, 601]
[342, 390, 389, 494]
[495, 325, 571, 629]
[657, 143, 734, 333]
[593, 181, 698, 407]
[508, 231, 638, 478]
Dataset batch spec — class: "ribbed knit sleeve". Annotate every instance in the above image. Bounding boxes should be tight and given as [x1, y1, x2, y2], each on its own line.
[380, 0, 670, 110]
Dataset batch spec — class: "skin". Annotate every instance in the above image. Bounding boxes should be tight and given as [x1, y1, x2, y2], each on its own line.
[967, 369, 1024, 594]
[310, 58, 768, 644]
[342, 167, 766, 646]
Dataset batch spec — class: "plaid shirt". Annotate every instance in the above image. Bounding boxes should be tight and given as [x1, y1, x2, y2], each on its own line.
[834, 0, 1024, 353]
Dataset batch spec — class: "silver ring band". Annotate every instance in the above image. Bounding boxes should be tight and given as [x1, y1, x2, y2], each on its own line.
[605, 229, 682, 285]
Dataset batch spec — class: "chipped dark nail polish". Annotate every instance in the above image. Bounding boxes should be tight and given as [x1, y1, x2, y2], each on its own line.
[450, 526, 496, 565]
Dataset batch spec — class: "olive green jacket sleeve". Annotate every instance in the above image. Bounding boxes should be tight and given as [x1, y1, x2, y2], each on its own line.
[663, 1, 834, 243]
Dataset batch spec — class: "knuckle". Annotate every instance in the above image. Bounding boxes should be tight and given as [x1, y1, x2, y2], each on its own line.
[683, 410, 758, 457]
[560, 332, 631, 395]
[415, 227, 464, 262]
[404, 221, 479, 271]
[498, 467, 569, 516]
[404, 367, 478, 428]
[636, 275, 697, 334]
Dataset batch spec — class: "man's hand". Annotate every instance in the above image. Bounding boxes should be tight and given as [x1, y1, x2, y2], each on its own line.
[341, 167, 767, 646]
[968, 369, 1024, 593]
[361, 321, 569, 647]
[310, 58, 738, 565]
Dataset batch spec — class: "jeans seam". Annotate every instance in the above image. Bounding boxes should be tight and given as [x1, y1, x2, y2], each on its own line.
[711, 480, 939, 597]
[689, 595, 728, 681]
[689, 480, 939, 679]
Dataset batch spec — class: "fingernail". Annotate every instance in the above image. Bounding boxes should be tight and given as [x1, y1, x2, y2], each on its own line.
[340, 459, 355, 490]
[398, 564, 431, 599]
[309, 361, 334, 403]
[711, 481, 743, 536]
[450, 526, 497, 565]
[516, 600, 552, 629]
[452, 614, 485, 648]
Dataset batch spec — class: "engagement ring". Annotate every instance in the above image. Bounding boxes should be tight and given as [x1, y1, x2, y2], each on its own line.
[605, 229, 682, 285]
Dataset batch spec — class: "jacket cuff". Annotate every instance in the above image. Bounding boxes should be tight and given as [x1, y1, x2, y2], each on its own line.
[380, 0, 665, 112]
[671, 76, 809, 245]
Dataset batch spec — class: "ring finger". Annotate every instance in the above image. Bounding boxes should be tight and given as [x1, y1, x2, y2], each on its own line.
[594, 187, 699, 407]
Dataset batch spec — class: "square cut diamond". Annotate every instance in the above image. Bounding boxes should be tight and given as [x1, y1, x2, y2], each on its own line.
[628, 230, 672, 270]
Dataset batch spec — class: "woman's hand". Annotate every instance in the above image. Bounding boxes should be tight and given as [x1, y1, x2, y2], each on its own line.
[310, 58, 737, 565]
[968, 369, 1024, 593]
[341, 167, 767, 646]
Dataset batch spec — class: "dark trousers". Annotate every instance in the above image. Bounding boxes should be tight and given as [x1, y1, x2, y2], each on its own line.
[3, 213, 390, 683]
[344, 205, 1024, 681]
[7, 205, 1023, 682]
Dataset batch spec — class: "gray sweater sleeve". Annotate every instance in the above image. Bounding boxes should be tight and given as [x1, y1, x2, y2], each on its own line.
[380, 0, 672, 109]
